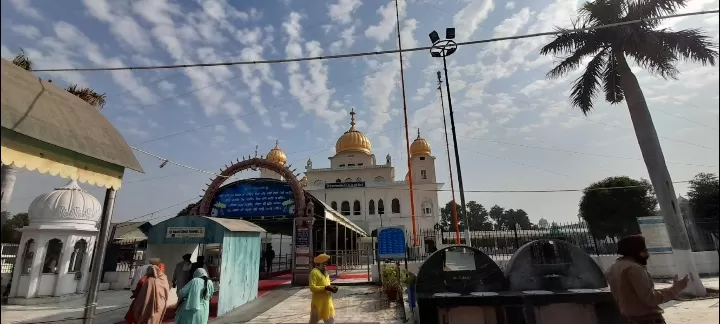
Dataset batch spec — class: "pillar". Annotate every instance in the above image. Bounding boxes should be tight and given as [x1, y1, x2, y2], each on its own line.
[77, 236, 96, 293]
[53, 235, 74, 296]
[24, 235, 46, 298]
[10, 234, 33, 297]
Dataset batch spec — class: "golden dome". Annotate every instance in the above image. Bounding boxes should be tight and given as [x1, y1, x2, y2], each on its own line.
[410, 129, 431, 156]
[266, 140, 287, 165]
[335, 108, 372, 154]
[299, 175, 308, 187]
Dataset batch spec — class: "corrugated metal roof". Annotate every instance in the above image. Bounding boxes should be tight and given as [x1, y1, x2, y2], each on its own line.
[0, 59, 143, 173]
[315, 199, 368, 236]
[112, 222, 150, 241]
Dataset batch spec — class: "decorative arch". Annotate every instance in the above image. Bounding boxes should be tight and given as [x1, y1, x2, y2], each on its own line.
[197, 158, 306, 217]
[368, 200, 376, 215]
[392, 198, 401, 213]
[353, 200, 361, 215]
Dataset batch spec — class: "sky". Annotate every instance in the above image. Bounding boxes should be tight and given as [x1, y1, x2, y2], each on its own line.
[1, 0, 719, 226]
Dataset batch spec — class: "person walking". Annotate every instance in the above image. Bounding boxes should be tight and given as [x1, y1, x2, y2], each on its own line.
[126, 259, 166, 323]
[174, 268, 215, 324]
[131, 265, 170, 324]
[190, 256, 206, 275]
[606, 235, 690, 324]
[173, 254, 193, 297]
[308, 254, 338, 324]
[263, 244, 275, 274]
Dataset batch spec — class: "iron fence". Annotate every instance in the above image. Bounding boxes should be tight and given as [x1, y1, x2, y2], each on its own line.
[1, 243, 19, 275]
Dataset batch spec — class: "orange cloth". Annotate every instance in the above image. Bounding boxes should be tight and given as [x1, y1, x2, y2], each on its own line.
[130, 265, 170, 324]
[125, 263, 167, 323]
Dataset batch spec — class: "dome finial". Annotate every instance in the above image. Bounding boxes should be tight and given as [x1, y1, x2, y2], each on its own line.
[275, 139, 280, 148]
[417, 128, 421, 139]
[349, 108, 356, 129]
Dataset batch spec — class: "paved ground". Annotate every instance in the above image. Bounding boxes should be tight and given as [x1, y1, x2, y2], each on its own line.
[1, 278, 717, 324]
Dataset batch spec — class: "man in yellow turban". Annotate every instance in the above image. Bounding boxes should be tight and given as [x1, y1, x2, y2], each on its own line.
[309, 253, 337, 324]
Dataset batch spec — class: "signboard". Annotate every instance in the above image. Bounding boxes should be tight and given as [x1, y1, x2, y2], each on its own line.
[211, 180, 295, 218]
[294, 221, 312, 270]
[637, 216, 673, 254]
[166, 227, 206, 238]
[378, 226, 406, 259]
[324, 181, 366, 189]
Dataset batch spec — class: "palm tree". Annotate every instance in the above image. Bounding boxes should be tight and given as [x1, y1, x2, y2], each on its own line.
[541, 0, 717, 296]
[1, 51, 34, 216]
[65, 85, 107, 110]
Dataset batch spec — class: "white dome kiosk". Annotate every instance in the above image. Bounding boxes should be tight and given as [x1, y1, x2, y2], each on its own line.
[9, 180, 102, 302]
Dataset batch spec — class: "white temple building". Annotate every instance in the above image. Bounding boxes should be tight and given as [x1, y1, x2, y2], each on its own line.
[9, 180, 101, 302]
[261, 109, 443, 251]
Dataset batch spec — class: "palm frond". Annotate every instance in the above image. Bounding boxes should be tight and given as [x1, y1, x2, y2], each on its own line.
[570, 49, 608, 115]
[66, 84, 107, 109]
[579, 0, 625, 25]
[546, 41, 603, 79]
[540, 30, 596, 57]
[654, 28, 719, 66]
[624, 31, 680, 79]
[624, 0, 687, 28]
[602, 53, 625, 104]
[12, 49, 32, 71]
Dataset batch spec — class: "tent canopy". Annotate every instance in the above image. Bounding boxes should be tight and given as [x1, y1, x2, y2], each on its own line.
[0, 59, 143, 189]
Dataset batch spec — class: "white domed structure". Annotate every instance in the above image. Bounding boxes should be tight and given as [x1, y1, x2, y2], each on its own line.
[28, 180, 102, 231]
[9, 180, 100, 300]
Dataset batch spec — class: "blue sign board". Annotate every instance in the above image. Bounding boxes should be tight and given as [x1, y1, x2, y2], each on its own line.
[378, 226, 406, 259]
[211, 180, 295, 218]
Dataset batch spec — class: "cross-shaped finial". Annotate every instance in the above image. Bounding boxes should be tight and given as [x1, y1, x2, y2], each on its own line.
[254, 145, 258, 157]
[275, 139, 279, 147]
[417, 128, 421, 138]
[349, 108, 356, 127]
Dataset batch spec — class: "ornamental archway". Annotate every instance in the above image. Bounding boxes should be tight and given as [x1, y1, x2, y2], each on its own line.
[196, 157, 307, 218]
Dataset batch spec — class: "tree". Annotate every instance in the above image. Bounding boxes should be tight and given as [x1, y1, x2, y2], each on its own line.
[440, 200, 464, 231]
[504, 209, 533, 230]
[579, 176, 657, 238]
[541, 0, 716, 296]
[176, 202, 199, 216]
[686, 173, 719, 231]
[465, 201, 493, 231]
[1, 212, 29, 243]
[488, 205, 506, 229]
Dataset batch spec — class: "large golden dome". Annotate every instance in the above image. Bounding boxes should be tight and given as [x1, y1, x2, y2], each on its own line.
[410, 129, 431, 156]
[335, 109, 372, 154]
[266, 140, 287, 165]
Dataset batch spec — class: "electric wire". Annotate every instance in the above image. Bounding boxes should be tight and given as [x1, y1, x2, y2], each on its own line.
[31, 10, 719, 72]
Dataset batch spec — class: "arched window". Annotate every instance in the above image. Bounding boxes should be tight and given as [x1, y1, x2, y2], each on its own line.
[378, 199, 385, 215]
[68, 239, 87, 272]
[43, 239, 63, 274]
[374, 176, 385, 182]
[356, 177, 362, 182]
[422, 201, 433, 216]
[335, 179, 342, 183]
[368, 200, 376, 215]
[331, 201, 338, 210]
[21, 239, 35, 274]
[341, 201, 350, 216]
[345, 178, 352, 182]
[353, 200, 361, 215]
[391, 199, 401, 214]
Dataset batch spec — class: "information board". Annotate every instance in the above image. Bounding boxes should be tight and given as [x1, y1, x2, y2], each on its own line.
[378, 226, 406, 259]
[210, 180, 295, 218]
[638, 216, 673, 254]
[166, 227, 206, 238]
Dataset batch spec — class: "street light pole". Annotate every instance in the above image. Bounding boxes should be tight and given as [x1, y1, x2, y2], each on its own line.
[441, 56, 470, 246]
[429, 28, 471, 247]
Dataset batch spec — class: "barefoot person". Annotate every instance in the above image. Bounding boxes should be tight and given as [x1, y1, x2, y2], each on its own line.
[308, 254, 338, 324]
[606, 235, 690, 324]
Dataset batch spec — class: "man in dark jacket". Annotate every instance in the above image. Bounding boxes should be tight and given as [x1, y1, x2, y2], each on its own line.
[263, 244, 275, 274]
[605, 235, 689, 324]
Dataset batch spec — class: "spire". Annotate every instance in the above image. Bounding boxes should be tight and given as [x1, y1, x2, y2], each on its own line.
[417, 128, 421, 139]
[274, 139, 280, 148]
[254, 145, 258, 157]
[349, 108, 356, 129]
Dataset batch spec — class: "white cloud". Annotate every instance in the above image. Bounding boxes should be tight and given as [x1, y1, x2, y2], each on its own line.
[364, 0, 406, 43]
[10, 25, 41, 39]
[328, 0, 362, 25]
[81, 0, 154, 53]
[8, 0, 42, 19]
[453, 0, 495, 42]
[280, 111, 296, 129]
[505, 1, 516, 10]
[157, 80, 176, 92]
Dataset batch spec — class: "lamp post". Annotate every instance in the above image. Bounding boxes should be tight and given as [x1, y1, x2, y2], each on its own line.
[429, 28, 471, 247]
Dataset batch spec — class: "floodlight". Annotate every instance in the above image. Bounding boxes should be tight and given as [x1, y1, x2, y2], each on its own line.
[429, 30, 440, 44]
[446, 28, 456, 39]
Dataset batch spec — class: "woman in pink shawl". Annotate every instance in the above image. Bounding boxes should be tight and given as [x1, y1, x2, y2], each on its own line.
[132, 265, 170, 324]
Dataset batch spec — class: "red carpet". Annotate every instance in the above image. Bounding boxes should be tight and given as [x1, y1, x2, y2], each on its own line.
[337, 273, 369, 280]
[161, 274, 291, 323]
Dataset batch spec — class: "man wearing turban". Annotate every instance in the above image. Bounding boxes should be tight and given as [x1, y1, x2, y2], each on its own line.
[308, 254, 338, 324]
[606, 235, 689, 324]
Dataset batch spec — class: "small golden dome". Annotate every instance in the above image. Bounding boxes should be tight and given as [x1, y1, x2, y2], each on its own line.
[300, 175, 308, 187]
[335, 108, 372, 154]
[410, 129, 431, 157]
[266, 140, 287, 165]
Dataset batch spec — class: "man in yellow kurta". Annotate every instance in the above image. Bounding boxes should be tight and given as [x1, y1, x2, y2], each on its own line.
[309, 254, 337, 324]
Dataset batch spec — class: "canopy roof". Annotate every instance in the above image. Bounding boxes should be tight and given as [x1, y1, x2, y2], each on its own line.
[0, 59, 143, 189]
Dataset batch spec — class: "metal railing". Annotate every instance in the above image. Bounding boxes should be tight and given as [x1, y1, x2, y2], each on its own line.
[1, 243, 19, 275]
